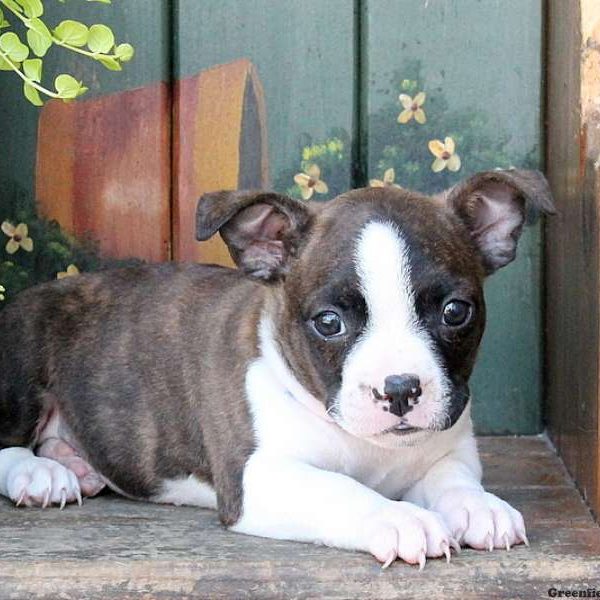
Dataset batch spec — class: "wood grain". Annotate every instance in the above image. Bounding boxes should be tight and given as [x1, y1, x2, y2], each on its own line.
[0, 436, 598, 599]
[545, 0, 600, 518]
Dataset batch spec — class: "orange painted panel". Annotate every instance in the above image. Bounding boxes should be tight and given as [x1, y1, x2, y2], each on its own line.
[36, 83, 171, 262]
[173, 58, 269, 265]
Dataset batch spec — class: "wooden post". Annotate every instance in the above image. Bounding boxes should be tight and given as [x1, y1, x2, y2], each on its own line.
[546, 0, 600, 517]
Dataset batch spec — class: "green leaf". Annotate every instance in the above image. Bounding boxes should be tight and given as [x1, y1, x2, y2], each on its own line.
[27, 26, 52, 57]
[114, 43, 134, 62]
[0, 32, 29, 62]
[23, 57, 41, 82]
[2, 0, 23, 14]
[54, 20, 89, 47]
[87, 24, 114, 54]
[15, 0, 43, 19]
[97, 54, 121, 71]
[23, 81, 43, 106]
[55, 73, 85, 98]
[0, 8, 10, 29]
[0, 54, 17, 70]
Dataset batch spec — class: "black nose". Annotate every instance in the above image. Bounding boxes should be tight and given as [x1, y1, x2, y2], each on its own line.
[384, 374, 422, 417]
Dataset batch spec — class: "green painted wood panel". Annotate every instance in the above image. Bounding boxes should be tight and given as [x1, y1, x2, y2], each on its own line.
[0, 0, 546, 434]
[174, 0, 356, 204]
[361, 0, 544, 433]
[0, 0, 170, 202]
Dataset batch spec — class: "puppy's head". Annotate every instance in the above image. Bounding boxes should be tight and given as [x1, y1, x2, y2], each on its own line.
[197, 170, 554, 447]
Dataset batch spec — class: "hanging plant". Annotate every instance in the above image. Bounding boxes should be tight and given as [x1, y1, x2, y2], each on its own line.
[0, 0, 134, 106]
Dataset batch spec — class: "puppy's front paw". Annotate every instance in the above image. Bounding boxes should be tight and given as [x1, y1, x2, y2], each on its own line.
[432, 489, 527, 551]
[363, 501, 459, 569]
[6, 455, 82, 509]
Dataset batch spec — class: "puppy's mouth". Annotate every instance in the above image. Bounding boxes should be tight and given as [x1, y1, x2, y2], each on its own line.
[378, 422, 421, 436]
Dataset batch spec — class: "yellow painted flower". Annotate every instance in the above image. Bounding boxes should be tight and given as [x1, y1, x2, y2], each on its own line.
[294, 164, 329, 200]
[370, 168, 401, 189]
[0, 284, 5, 301]
[398, 92, 426, 124]
[428, 137, 462, 172]
[57, 264, 80, 280]
[1, 221, 33, 254]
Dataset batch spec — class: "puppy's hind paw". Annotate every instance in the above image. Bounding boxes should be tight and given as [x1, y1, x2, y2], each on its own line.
[6, 455, 82, 509]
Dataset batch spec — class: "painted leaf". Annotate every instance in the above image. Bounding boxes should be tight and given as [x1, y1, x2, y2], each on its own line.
[55, 73, 84, 98]
[23, 81, 43, 106]
[114, 43, 134, 62]
[0, 54, 16, 70]
[27, 25, 52, 57]
[87, 24, 114, 54]
[23, 57, 41, 81]
[97, 54, 121, 71]
[54, 20, 89, 47]
[2, 0, 22, 13]
[0, 8, 10, 29]
[0, 32, 29, 62]
[15, 0, 43, 19]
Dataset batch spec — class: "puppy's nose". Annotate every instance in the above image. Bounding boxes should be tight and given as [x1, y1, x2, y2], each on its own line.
[384, 374, 422, 417]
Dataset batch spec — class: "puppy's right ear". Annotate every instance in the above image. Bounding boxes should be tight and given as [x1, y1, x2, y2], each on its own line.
[196, 190, 313, 282]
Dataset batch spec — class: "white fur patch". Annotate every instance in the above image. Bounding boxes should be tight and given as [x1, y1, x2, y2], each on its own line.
[151, 474, 217, 509]
[334, 221, 450, 440]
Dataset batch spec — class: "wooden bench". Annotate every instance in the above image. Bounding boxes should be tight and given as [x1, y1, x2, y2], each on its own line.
[1, 435, 598, 599]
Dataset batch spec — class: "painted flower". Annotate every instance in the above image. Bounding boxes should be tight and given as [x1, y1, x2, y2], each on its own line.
[398, 92, 426, 124]
[294, 164, 329, 200]
[0, 284, 5, 301]
[1, 221, 33, 254]
[370, 168, 401, 189]
[428, 137, 461, 172]
[57, 264, 80, 280]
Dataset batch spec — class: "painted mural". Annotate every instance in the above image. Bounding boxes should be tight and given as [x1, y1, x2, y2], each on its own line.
[0, 0, 544, 434]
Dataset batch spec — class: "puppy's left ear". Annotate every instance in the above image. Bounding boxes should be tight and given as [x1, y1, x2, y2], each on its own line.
[445, 169, 556, 274]
[196, 190, 313, 281]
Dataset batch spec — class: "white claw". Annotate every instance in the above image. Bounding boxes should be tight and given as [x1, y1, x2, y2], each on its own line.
[485, 533, 494, 552]
[59, 489, 67, 510]
[450, 537, 461, 554]
[16, 490, 26, 507]
[42, 489, 50, 508]
[503, 533, 511, 552]
[442, 542, 451, 563]
[381, 551, 396, 570]
[521, 532, 530, 547]
[418, 551, 426, 571]
[76, 488, 83, 507]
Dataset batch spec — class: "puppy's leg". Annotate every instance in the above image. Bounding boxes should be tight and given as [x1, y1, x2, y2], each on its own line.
[0, 447, 82, 508]
[231, 453, 457, 568]
[403, 435, 528, 551]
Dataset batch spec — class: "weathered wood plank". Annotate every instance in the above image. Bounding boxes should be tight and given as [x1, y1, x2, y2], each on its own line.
[546, 0, 600, 518]
[0, 436, 598, 599]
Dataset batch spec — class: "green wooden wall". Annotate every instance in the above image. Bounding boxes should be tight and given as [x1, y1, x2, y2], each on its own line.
[0, 0, 544, 433]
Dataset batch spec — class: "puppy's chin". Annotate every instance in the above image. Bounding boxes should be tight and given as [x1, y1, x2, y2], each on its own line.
[334, 417, 435, 449]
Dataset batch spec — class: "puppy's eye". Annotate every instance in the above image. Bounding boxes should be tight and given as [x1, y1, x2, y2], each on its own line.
[442, 300, 472, 327]
[312, 311, 346, 338]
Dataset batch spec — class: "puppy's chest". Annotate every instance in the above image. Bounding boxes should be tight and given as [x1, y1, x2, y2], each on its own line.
[245, 360, 443, 498]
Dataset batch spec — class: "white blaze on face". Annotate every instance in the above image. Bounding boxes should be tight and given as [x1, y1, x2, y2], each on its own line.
[334, 221, 450, 442]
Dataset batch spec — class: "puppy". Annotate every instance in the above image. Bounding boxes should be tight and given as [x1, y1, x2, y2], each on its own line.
[0, 169, 554, 567]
